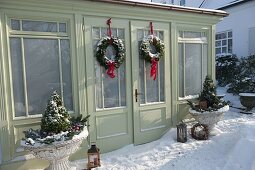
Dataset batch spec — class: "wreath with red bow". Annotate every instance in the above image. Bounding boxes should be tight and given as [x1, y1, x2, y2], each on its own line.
[95, 36, 125, 78]
[140, 35, 165, 80]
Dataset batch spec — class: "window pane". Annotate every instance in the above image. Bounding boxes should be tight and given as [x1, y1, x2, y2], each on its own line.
[120, 65, 126, 106]
[160, 58, 165, 102]
[221, 33, 226, 39]
[183, 31, 202, 38]
[228, 39, 232, 53]
[95, 62, 103, 109]
[103, 71, 119, 108]
[22, 20, 57, 32]
[185, 44, 202, 96]
[228, 31, 232, 38]
[118, 29, 125, 39]
[178, 43, 184, 97]
[216, 34, 220, 40]
[10, 38, 26, 117]
[215, 41, 221, 47]
[222, 47, 227, 53]
[59, 23, 67, 33]
[61, 40, 73, 111]
[203, 44, 208, 80]
[222, 40, 227, 46]
[216, 48, 221, 55]
[24, 39, 60, 115]
[11, 19, 20, 30]
[139, 41, 145, 104]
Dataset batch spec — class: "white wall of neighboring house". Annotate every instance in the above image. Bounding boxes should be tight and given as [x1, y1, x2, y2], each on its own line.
[216, 0, 255, 57]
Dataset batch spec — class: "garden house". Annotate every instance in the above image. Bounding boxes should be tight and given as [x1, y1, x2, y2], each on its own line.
[0, 0, 227, 169]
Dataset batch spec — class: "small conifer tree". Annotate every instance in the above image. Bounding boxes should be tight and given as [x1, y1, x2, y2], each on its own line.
[188, 76, 227, 111]
[41, 91, 71, 134]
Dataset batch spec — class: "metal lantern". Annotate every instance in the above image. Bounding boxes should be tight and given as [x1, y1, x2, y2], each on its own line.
[87, 142, 101, 169]
[177, 122, 187, 143]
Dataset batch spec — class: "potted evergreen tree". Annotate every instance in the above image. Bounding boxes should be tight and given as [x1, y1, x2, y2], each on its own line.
[188, 76, 229, 132]
[21, 91, 89, 170]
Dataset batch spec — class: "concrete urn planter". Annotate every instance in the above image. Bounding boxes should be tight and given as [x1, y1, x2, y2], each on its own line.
[21, 128, 88, 170]
[239, 93, 255, 111]
[189, 105, 229, 131]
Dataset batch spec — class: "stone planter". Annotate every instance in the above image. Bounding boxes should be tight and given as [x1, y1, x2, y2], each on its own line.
[189, 105, 229, 131]
[21, 128, 88, 170]
[239, 93, 255, 111]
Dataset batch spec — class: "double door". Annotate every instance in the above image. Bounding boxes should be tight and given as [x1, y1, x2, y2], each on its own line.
[84, 17, 171, 152]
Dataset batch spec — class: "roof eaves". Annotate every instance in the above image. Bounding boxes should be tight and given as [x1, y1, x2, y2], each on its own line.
[90, 0, 229, 17]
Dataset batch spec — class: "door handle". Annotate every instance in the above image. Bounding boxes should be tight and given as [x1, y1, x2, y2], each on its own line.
[135, 89, 142, 102]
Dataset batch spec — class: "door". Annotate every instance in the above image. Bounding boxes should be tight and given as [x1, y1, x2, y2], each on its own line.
[131, 21, 171, 145]
[84, 17, 133, 153]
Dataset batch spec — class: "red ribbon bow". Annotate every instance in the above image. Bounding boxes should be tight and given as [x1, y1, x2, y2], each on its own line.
[107, 61, 116, 78]
[107, 18, 112, 37]
[150, 58, 158, 81]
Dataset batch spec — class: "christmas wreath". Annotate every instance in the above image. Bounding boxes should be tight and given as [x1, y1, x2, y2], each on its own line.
[140, 35, 165, 80]
[95, 36, 125, 78]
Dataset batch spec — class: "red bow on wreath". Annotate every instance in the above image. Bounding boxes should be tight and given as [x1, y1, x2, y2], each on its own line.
[107, 61, 116, 78]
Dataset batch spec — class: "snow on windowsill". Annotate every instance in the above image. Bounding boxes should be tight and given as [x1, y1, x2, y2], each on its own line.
[179, 95, 199, 101]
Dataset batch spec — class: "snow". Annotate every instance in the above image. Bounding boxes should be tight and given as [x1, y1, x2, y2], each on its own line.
[73, 87, 255, 170]
[189, 105, 229, 114]
[239, 93, 255, 97]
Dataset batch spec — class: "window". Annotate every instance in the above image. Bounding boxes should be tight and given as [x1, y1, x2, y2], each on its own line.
[138, 29, 165, 104]
[93, 27, 126, 109]
[215, 30, 232, 56]
[9, 19, 73, 117]
[248, 27, 255, 55]
[180, 0, 185, 6]
[178, 31, 208, 99]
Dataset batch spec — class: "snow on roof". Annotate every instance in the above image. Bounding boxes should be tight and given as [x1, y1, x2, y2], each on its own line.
[93, 0, 228, 17]
[217, 0, 253, 10]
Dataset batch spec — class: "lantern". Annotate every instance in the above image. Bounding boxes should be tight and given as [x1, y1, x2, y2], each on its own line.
[87, 142, 101, 169]
[177, 122, 187, 143]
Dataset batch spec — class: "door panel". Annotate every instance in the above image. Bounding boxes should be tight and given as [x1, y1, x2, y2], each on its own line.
[131, 21, 171, 145]
[84, 17, 133, 153]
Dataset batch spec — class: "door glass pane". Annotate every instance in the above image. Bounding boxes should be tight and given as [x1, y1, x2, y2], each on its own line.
[138, 29, 164, 104]
[185, 43, 202, 96]
[10, 38, 26, 117]
[94, 27, 126, 109]
[203, 44, 208, 80]
[61, 39, 73, 111]
[24, 38, 60, 115]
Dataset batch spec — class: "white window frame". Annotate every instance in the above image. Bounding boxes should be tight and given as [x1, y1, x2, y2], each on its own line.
[216, 30, 232, 56]
[178, 31, 208, 100]
[8, 17, 73, 119]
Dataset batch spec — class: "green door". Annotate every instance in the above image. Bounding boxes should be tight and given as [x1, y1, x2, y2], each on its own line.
[131, 21, 171, 145]
[84, 17, 133, 153]
[84, 18, 171, 152]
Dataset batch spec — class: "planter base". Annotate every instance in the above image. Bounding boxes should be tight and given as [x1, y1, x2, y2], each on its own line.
[21, 128, 88, 170]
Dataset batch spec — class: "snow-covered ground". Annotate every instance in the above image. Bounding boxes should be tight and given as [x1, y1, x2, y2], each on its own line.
[74, 87, 255, 170]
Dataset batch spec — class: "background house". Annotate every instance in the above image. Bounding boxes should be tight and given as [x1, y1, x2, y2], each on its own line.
[143, 0, 255, 57]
